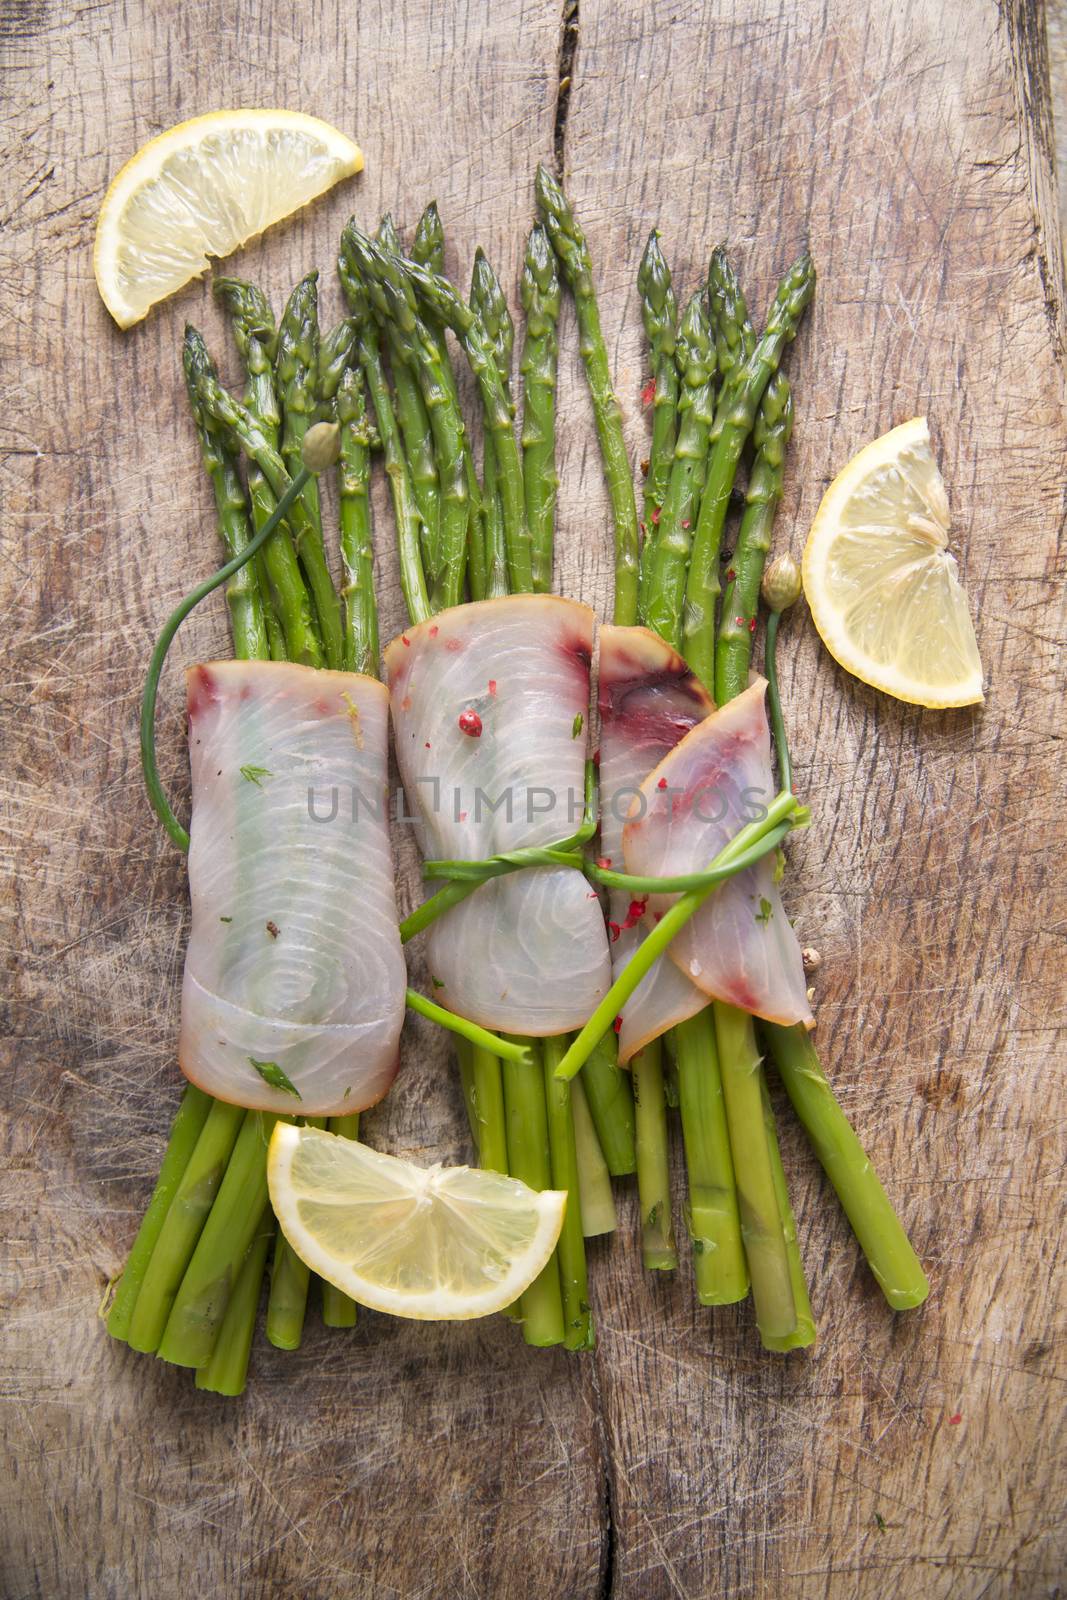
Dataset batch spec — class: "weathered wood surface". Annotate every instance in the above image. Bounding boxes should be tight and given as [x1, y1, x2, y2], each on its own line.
[1, 0, 1064, 1595]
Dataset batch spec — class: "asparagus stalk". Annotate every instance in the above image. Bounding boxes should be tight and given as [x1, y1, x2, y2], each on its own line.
[712, 1004, 796, 1343]
[338, 253, 432, 627]
[579, 1032, 637, 1176]
[213, 281, 324, 667]
[636, 230, 678, 604]
[193, 355, 342, 627]
[265, 1116, 326, 1351]
[156, 1111, 282, 1368]
[375, 215, 441, 581]
[275, 272, 344, 669]
[411, 201, 489, 604]
[343, 228, 472, 610]
[336, 363, 380, 674]
[125, 1100, 246, 1353]
[470, 247, 514, 600]
[403, 253, 533, 596]
[681, 251, 815, 687]
[570, 1076, 617, 1236]
[185, 326, 324, 667]
[182, 366, 270, 661]
[519, 223, 561, 594]
[673, 1012, 748, 1304]
[535, 164, 640, 625]
[316, 316, 358, 413]
[640, 293, 715, 648]
[502, 1040, 565, 1346]
[631, 1038, 677, 1270]
[542, 1036, 594, 1347]
[412, 201, 445, 271]
[714, 371, 792, 704]
[762, 1022, 929, 1309]
[708, 246, 756, 411]
[196, 1214, 274, 1393]
[321, 1112, 361, 1327]
[468, 1043, 509, 1174]
[105, 1084, 213, 1341]
[758, 1073, 816, 1351]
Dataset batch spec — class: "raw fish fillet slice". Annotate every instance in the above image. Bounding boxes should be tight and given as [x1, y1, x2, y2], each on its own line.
[622, 678, 813, 1028]
[179, 660, 406, 1113]
[385, 596, 611, 1035]
[598, 626, 712, 1063]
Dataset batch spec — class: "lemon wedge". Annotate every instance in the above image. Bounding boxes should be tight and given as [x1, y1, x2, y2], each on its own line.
[267, 1124, 566, 1321]
[94, 110, 363, 328]
[802, 418, 983, 707]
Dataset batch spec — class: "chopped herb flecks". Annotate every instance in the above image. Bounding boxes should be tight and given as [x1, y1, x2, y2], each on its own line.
[249, 1058, 301, 1099]
[240, 764, 272, 787]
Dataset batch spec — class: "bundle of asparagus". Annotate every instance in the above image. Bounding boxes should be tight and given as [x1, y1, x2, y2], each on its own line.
[106, 167, 928, 1394]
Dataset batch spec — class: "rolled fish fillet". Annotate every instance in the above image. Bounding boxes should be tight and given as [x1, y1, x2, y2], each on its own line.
[179, 660, 407, 1114]
[622, 678, 813, 1028]
[384, 595, 612, 1035]
[598, 626, 715, 1064]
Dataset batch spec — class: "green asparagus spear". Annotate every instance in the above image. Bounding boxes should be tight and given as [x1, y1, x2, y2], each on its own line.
[275, 271, 344, 668]
[673, 1012, 748, 1304]
[640, 293, 715, 649]
[570, 1076, 617, 1236]
[542, 1036, 594, 1348]
[157, 1111, 283, 1368]
[321, 1113, 361, 1328]
[403, 253, 533, 597]
[411, 201, 489, 603]
[213, 279, 316, 665]
[520, 223, 561, 595]
[470, 247, 514, 599]
[467, 1043, 509, 1175]
[707, 246, 756, 412]
[185, 325, 323, 667]
[336, 363, 380, 674]
[337, 253, 431, 627]
[579, 1032, 637, 1176]
[636, 230, 678, 605]
[265, 1116, 326, 1350]
[681, 251, 815, 686]
[712, 1004, 796, 1343]
[105, 1085, 213, 1341]
[411, 201, 446, 272]
[502, 1040, 565, 1346]
[631, 1038, 677, 1270]
[757, 1073, 816, 1351]
[125, 1100, 246, 1352]
[191, 343, 358, 667]
[343, 227, 471, 610]
[535, 164, 640, 626]
[761, 1022, 929, 1309]
[375, 215, 441, 581]
[714, 372, 792, 703]
[181, 358, 270, 661]
[316, 316, 358, 410]
[195, 1212, 274, 1394]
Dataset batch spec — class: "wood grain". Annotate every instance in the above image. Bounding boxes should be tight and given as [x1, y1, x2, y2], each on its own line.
[1, 0, 1064, 1596]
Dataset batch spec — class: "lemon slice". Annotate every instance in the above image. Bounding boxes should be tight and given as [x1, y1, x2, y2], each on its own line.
[268, 1124, 565, 1320]
[803, 418, 983, 707]
[94, 110, 363, 328]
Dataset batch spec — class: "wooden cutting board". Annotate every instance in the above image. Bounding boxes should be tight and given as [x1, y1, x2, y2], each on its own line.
[2, 1, 1064, 1594]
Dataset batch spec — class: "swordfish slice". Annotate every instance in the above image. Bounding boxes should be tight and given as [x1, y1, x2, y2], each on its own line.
[622, 678, 813, 1028]
[179, 660, 406, 1114]
[598, 626, 713, 1064]
[384, 595, 611, 1035]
